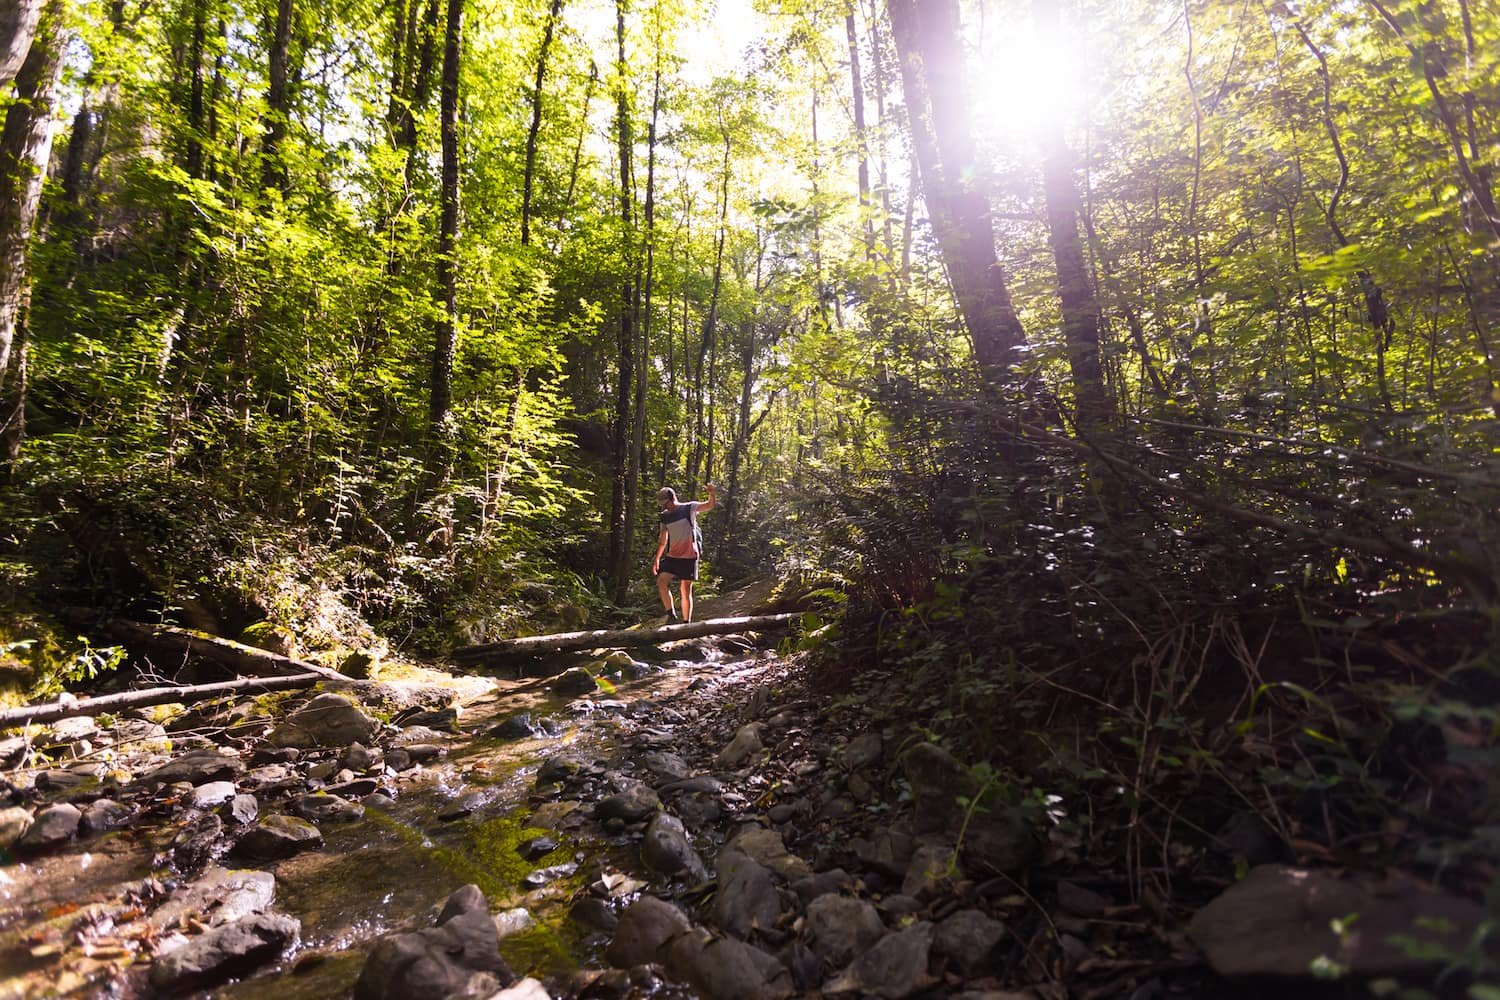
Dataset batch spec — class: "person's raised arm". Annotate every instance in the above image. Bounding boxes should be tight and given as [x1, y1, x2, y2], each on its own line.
[697, 482, 718, 514]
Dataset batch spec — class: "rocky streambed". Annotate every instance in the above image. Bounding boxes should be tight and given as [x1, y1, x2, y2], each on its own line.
[2, 628, 1490, 999]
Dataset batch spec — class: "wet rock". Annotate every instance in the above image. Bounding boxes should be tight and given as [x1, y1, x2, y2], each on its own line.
[716, 723, 765, 767]
[292, 793, 365, 823]
[641, 813, 708, 881]
[519, 835, 559, 861]
[364, 792, 396, 810]
[18, 802, 81, 850]
[81, 798, 129, 834]
[767, 803, 797, 824]
[388, 727, 451, 747]
[268, 693, 380, 749]
[342, 742, 380, 772]
[594, 783, 660, 823]
[149, 912, 300, 994]
[152, 868, 277, 929]
[844, 732, 883, 770]
[1057, 880, 1109, 918]
[712, 848, 782, 939]
[605, 896, 692, 967]
[537, 755, 582, 786]
[529, 800, 581, 829]
[439, 792, 488, 822]
[492, 978, 551, 1000]
[192, 781, 238, 809]
[902, 843, 957, 900]
[494, 907, 536, 939]
[933, 909, 1006, 976]
[1188, 864, 1489, 979]
[676, 794, 723, 831]
[805, 894, 884, 968]
[826, 921, 934, 999]
[663, 926, 795, 1000]
[571, 897, 619, 933]
[354, 884, 514, 1000]
[326, 778, 379, 799]
[384, 749, 412, 772]
[399, 706, 460, 732]
[552, 667, 599, 697]
[405, 742, 447, 763]
[35, 769, 90, 792]
[306, 760, 339, 782]
[901, 742, 975, 833]
[522, 862, 579, 889]
[725, 826, 812, 880]
[0, 806, 32, 847]
[234, 814, 323, 860]
[791, 869, 852, 905]
[490, 714, 535, 740]
[145, 749, 246, 786]
[251, 747, 299, 766]
[245, 763, 296, 791]
[658, 775, 724, 796]
[173, 812, 226, 872]
[223, 794, 259, 827]
[641, 751, 692, 782]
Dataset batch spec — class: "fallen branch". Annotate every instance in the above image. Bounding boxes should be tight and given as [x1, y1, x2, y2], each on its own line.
[0, 672, 324, 728]
[452, 613, 801, 665]
[103, 620, 349, 683]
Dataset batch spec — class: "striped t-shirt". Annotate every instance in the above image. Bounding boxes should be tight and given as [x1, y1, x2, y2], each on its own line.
[660, 502, 701, 559]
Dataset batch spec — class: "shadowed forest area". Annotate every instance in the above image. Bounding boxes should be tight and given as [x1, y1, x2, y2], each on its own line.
[1, 0, 1499, 996]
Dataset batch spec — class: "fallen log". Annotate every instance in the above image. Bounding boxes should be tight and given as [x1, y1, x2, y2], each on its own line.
[0, 672, 325, 728]
[451, 613, 801, 665]
[103, 620, 349, 683]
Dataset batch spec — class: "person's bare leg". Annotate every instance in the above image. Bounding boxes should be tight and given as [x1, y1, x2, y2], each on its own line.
[681, 580, 694, 622]
[657, 572, 675, 615]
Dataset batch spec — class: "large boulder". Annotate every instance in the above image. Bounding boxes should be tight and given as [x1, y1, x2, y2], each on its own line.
[151, 868, 277, 930]
[1189, 864, 1489, 979]
[143, 748, 245, 786]
[233, 815, 323, 860]
[267, 693, 379, 749]
[663, 926, 795, 1000]
[354, 885, 514, 1000]
[641, 812, 708, 880]
[825, 921, 935, 999]
[17, 802, 81, 851]
[712, 848, 783, 940]
[724, 826, 811, 881]
[804, 894, 884, 969]
[149, 913, 300, 994]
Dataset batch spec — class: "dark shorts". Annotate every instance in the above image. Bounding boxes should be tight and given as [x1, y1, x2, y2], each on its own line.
[658, 556, 698, 581]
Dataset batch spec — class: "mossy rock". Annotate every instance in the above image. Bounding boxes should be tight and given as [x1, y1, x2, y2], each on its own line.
[240, 621, 298, 657]
[339, 648, 379, 679]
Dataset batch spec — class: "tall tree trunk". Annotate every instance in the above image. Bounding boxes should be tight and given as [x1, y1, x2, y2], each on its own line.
[564, 60, 597, 216]
[185, 0, 208, 179]
[691, 128, 730, 493]
[429, 0, 463, 445]
[0, 0, 44, 87]
[0, 0, 65, 413]
[1034, 1, 1110, 431]
[624, 57, 661, 574]
[261, 0, 295, 192]
[866, 0, 895, 269]
[606, 0, 636, 602]
[520, 0, 563, 246]
[887, 0, 1025, 385]
[846, 7, 874, 260]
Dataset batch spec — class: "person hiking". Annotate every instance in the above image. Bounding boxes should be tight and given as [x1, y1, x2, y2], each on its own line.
[652, 482, 717, 623]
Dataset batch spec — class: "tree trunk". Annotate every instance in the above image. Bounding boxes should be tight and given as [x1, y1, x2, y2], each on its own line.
[1034, 2, 1110, 431]
[606, 0, 636, 602]
[0, 0, 44, 87]
[564, 60, 597, 215]
[624, 57, 661, 578]
[451, 613, 800, 666]
[520, 0, 563, 246]
[0, 0, 65, 430]
[846, 8, 874, 259]
[429, 0, 462, 443]
[261, 0, 295, 192]
[887, 0, 1026, 384]
[692, 130, 731, 492]
[0, 673, 327, 728]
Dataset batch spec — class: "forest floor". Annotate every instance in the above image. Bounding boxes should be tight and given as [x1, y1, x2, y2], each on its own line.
[0, 588, 1490, 998]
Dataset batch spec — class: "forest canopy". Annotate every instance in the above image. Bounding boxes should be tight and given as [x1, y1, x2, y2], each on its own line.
[0, 0, 1495, 765]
